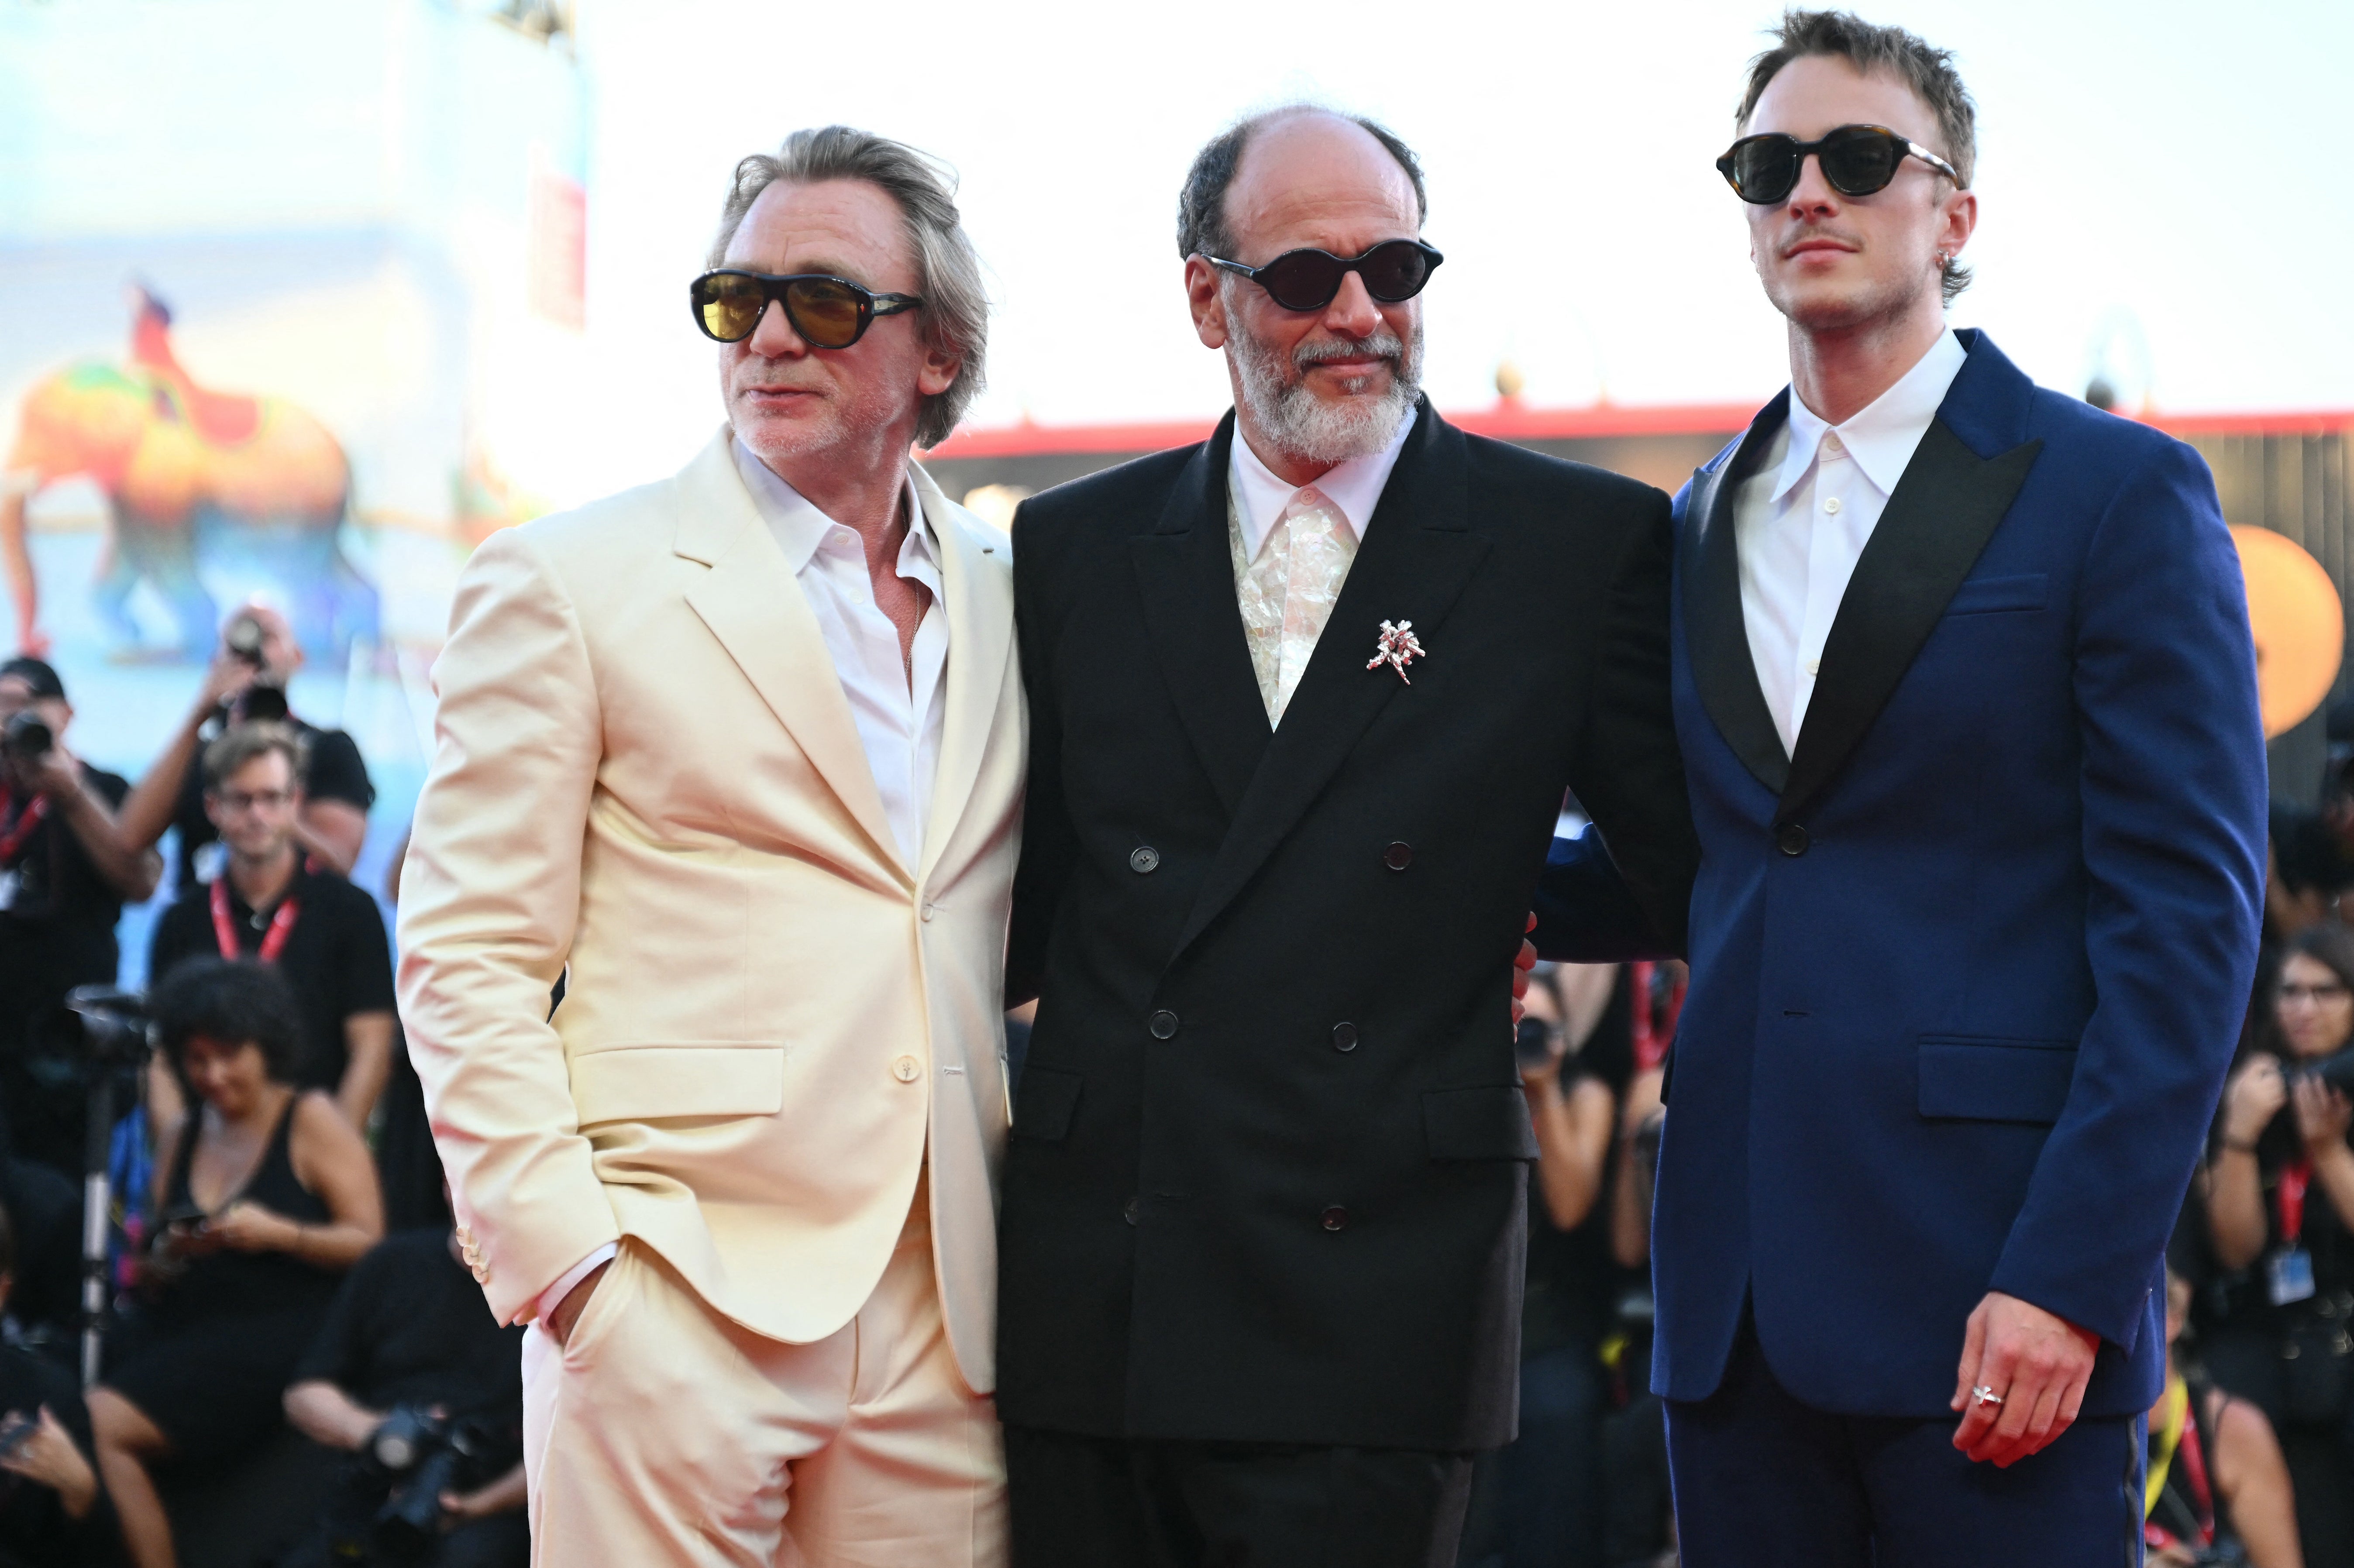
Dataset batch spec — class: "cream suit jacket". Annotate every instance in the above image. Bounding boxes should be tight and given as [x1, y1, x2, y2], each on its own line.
[396, 429, 1024, 1393]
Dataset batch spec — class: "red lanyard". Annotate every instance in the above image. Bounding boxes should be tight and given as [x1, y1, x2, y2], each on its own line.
[0, 791, 50, 866]
[211, 877, 300, 964]
[2279, 1156, 2313, 1245]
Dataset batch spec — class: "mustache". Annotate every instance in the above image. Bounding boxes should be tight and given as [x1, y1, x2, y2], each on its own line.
[1777, 224, 1864, 257]
[1292, 331, 1404, 370]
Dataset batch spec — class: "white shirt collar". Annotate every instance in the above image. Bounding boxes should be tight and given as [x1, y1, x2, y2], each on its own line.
[1770, 328, 1969, 502]
[732, 437, 936, 577]
[1228, 405, 1419, 564]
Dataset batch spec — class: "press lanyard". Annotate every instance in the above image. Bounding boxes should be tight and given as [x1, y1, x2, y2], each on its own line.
[0, 791, 50, 866]
[2144, 1376, 2188, 1520]
[2279, 1157, 2313, 1244]
[211, 877, 300, 964]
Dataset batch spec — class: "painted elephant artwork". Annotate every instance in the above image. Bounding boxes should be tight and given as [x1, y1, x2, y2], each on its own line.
[1, 289, 379, 661]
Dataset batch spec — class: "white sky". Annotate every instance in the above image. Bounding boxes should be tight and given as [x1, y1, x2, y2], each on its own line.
[556, 0, 2354, 496]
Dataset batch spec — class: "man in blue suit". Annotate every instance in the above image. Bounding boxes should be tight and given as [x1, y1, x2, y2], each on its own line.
[1534, 12, 2267, 1564]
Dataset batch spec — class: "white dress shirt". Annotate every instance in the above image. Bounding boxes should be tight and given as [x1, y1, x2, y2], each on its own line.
[1731, 329, 1969, 756]
[533, 440, 951, 1325]
[1228, 406, 1418, 559]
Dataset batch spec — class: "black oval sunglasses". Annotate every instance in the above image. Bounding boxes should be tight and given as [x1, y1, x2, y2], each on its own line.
[690, 270, 923, 349]
[1208, 239, 1444, 313]
[1716, 124, 1963, 206]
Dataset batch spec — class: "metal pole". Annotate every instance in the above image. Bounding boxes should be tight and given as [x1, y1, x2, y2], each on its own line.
[79, 1069, 113, 1389]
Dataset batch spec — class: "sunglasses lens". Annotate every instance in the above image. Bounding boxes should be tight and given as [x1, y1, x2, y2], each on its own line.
[1820, 128, 1903, 196]
[1359, 241, 1433, 302]
[1729, 137, 1800, 203]
[785, 277, 867, 348]
[1256, 251, 1346, 312]
[695, 274, 766, 342]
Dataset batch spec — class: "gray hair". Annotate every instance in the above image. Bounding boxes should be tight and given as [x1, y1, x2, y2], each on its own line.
[1737, 9, 1978, 306]
[708, 126, 988, 449]
[1176, 105, 1428, 264]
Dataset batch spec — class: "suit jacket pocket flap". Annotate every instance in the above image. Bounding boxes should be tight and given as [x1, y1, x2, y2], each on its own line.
[570, 1045, 786, 1126]
[1012, 1066, 1083, 1143]
[1943, 573, 2048, 615]
[1424, 1086, 1541, 1161]
[1917, 1035, 2078, 1124]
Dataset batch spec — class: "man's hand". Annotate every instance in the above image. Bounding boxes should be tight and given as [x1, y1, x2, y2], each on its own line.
[0, 1406, 98, 1520]
[26, 743, 80, 801]
[1950, 1291, 2099, 1466]
[548, 1260, 611, 1347]
[196, 649, 259, 716]
[1511, 912, 1538, 1030]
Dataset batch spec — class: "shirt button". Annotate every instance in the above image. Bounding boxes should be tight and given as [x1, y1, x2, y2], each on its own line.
[1332, 1022, 1359, 1053]
[1320, 1206, 1349, 1232]
[892, 1055, 922, 1083]
[1123, 1197, 1140, 1227]
[1148, 1010, 1179, 1040]
[1129, 846, 1161, 875]
[1383, 842, 1414, 871]
[1823, 495, 1843, 515]
[1820, 433, 1845, 459]
[1803, 657, 1820, 677]
[1777, 823, 1810, 857]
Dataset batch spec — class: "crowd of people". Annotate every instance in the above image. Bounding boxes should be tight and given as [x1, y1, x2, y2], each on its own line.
[0, 611, 526, 1568]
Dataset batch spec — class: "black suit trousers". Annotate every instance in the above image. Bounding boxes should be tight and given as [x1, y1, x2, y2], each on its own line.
[1005, 1424, 1475, 1568]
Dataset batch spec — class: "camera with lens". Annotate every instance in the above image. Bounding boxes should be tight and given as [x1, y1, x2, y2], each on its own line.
[327, 1406, 503, 1562]
[2290, 1048, 2354, 1096]
[224, 612, 268, 668]
[64, 987, 152, 1070]
[1, 708, 51, 763]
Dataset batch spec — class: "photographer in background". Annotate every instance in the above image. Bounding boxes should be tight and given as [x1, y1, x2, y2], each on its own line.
[1461, 963, 1627, 1568]
[89, 957, 381, 1568]
[0, 657, 159, 1174]
[118, 604, 374, 890]
[2202, 925, 2354, 1565]
[148, 726, 395, 1128]
[0, 1201, 121, 1566]
[2148, 1267, 2302, 1568]
[280, 1212, 527, 1568]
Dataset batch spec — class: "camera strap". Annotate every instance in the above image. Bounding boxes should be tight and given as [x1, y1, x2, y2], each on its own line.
[2278, 1157, 2312, 1245]
[211, 877, 301, 964]
[0, 789, 50, 866]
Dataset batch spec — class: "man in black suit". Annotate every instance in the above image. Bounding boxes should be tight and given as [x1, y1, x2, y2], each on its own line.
[998, 106, 1698, 1567]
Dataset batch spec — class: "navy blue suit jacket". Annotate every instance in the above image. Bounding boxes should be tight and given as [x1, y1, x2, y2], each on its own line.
[1544, 331, 2266, 1420]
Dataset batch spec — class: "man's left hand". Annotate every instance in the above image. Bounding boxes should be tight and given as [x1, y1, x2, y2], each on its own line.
[1950, 1290, 2098, 1466]
[27, 745, 79, 801]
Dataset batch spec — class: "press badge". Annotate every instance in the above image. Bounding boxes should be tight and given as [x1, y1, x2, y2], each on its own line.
[2268, 1247, 2318, 1306]
[0, 870, 17, 911]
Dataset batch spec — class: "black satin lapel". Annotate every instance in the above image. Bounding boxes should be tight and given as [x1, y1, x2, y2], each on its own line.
[1683, 402, 1792, 795]
[1780, 421, 2044, 823]
[1129, 419, 1270, 818]
[1170, 409, 1487, 962]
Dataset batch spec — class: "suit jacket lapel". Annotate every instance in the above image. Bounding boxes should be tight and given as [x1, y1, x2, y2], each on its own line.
[1683, 397, 1793, 797]
[915, 465, 1014, 886]
[1170, 404, 1489, 962]
[1779, 418, 2041, 823]
[1129, 413, 1274, 819]
[675, 432, 909, 883]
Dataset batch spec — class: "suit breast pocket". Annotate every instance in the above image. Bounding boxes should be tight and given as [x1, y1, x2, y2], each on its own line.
[1917, 1035, 2079, 1124]
[1942, 573, 2048, 616]
[568, 1044, 786, 1127]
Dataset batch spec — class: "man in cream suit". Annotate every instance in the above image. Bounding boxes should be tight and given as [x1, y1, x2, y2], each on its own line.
[396, 126, 1022, 1565]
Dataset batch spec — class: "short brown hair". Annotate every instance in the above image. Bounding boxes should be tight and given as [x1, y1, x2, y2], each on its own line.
[202, 721, 308, 794]
[1737, 10, 1977, 305]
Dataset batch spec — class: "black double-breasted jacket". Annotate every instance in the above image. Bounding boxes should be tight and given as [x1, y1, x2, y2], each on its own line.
[999, 400, 1697, 1450]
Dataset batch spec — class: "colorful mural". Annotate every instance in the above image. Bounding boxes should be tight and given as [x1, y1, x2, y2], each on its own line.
[3, 288, 378, 663]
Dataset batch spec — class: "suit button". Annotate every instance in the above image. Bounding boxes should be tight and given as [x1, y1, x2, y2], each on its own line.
[1148, 1010, 1179, 1040]
[1383, 842, 1414, 871]
[921, 902, 937, 922]
[1320, 1205, 1349, 1232]
[1123, 1197, 1139, 1226]
[1776, 823, 1810, 857]
[1129, 846, 1161, 874]
[892, 1055, 922, 1083]
[1332, 1022, 1359, 1052]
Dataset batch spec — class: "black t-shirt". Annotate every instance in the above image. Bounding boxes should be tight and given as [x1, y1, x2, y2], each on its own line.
[171, 715, 373, 892]
[0, 764, 133, 1001]
[1521, 971, 1636, 1360]
[148, 861, 394, 1093]
[293, 1229, 524, 1423]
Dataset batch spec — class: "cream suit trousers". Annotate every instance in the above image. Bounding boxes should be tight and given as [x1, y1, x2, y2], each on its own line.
[522, 1179, 1005, 1568]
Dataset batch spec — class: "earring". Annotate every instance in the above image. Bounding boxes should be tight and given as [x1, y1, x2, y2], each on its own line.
[1935, 252, 1949, 268]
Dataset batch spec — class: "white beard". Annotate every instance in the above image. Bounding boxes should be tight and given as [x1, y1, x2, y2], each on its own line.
[1227, 292, 1421, 468]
